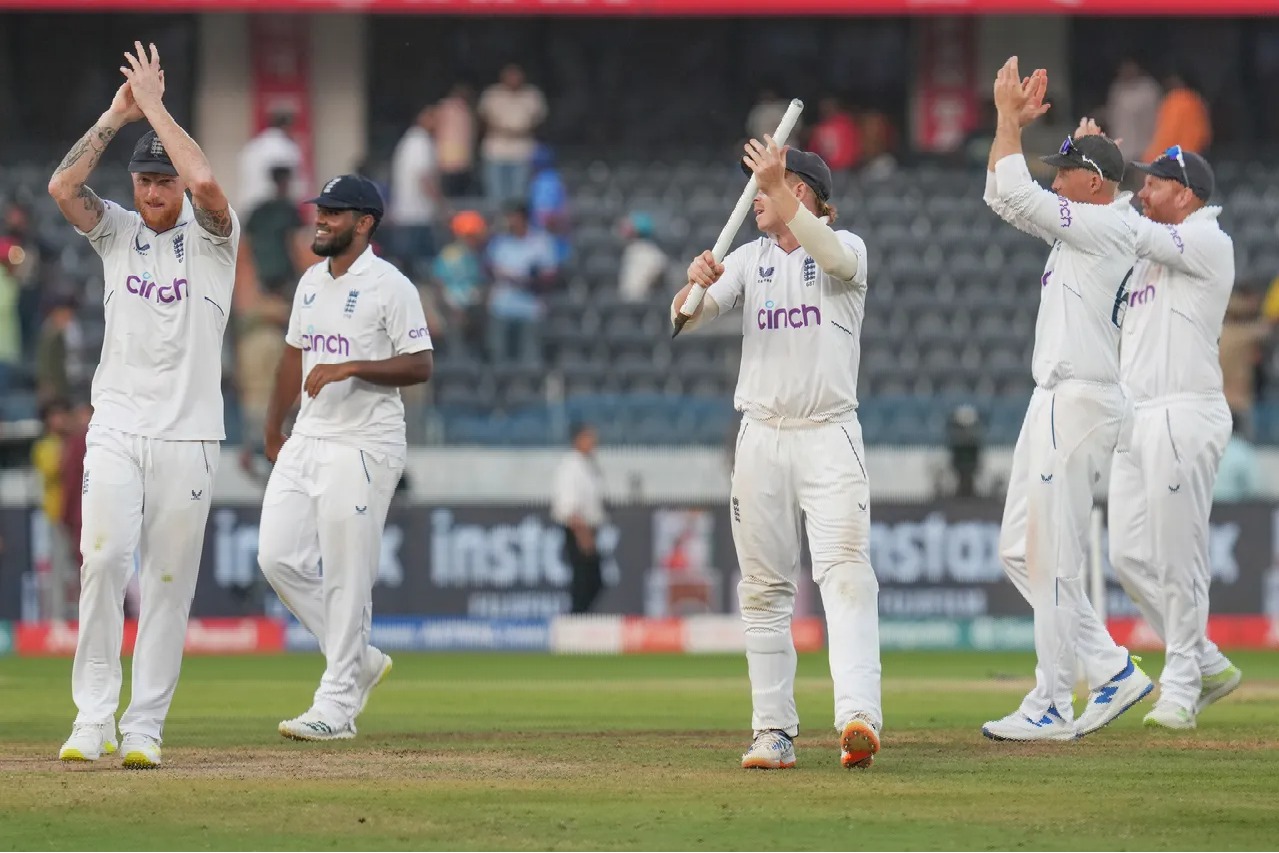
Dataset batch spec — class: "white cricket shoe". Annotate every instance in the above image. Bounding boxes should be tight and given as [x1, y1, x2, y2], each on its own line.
[740, 730, 796, 769]
[982, 706, 1076, 742]
[279, 710, 356, 742]
[58, 722, 118, 762]
[1075, 656, 1154, 738]
[120, 733, 163, 769]
[1143, 702, 1196, 730]
[1197, 665, 1242, 715]
[355, 649, 393, 718]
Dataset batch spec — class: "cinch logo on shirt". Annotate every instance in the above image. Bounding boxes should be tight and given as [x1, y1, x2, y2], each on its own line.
[408, 327, 429, 339]
[125, 273, 187, 304]
[757, 301, 821, 330]
[1128, 282, 1156, 307]
[301, 331, 351, 356]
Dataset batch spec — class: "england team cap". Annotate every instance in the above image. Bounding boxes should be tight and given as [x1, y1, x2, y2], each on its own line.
[1131, 146, 1215, 201]
[128, 130, 179, 176]
[305, 174, 385, 217]
[741, 148, 833, 202]
[1039, 135, 1125, 183]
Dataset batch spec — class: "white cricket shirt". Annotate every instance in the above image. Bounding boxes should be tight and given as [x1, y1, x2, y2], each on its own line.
[286, 246, 432, 459]
[685, 223, 869, 422]
[80, 196, 239, 440]
[985, 155, 1140, 389]
[1121, 207, 1234, 403]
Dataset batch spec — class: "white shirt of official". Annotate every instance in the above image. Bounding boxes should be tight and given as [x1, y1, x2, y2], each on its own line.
[286, 246, 433, 460]
[985, 155, 1140, 389]
[550, 451, 607, 528]
[389, 126, 438, 226]
[80, 195, 239, 440]
[238, 128, 303, 213]
[686, 222, 869, 423]
[1121, 207, 1234, 402]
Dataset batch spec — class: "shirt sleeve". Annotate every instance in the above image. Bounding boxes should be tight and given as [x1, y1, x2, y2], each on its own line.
[382, 274, 433, 354]
[550, 459, 581, 524]
[669, 242, 751, 332]
[989, 155, 1125, 253]
[984, 170, 1055, 246]
[77, 199, 138, 258]
[1135, 216, 1230, 281]
[285, 271, 310, 348]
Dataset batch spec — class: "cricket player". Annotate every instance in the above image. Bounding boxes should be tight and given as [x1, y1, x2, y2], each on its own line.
[1105, 137, 1243, 729]
[257, 174, 432, 740]
[982, 59, 1152, 742]
[49, 43, 239, 768]
[672, 139, 880, 770]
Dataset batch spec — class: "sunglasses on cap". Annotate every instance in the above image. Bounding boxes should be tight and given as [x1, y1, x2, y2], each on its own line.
[1158, 144, 1191, 187]
[1059, 136, 1105, 180]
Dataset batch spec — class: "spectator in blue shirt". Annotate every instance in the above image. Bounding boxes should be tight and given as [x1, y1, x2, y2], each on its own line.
[528, 144, 571, 265]
[431, 210, 490, 357]
[486, 201, 559, 364]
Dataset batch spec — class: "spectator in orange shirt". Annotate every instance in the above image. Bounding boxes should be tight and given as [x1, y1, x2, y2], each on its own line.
[1143, 70, 1212, 161]
[807, 97, 862, 172]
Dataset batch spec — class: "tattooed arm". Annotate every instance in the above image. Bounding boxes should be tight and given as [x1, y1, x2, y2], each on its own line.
[47, 94, 135, 233]
[123, 42, 232, 237]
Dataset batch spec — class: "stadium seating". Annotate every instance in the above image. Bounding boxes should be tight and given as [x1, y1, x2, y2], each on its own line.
[5, 155, 1279, 447]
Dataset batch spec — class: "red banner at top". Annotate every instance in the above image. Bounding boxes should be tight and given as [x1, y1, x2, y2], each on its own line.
[1, 0, 1277, 14]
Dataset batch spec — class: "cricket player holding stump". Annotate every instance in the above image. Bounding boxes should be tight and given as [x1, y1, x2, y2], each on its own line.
[50, 43, 239, 768]
[1101, 132, 1243, 730]
[257, 175, 432, 741]
[672, 138, 881, 770]
[982, 59, 1154, 742]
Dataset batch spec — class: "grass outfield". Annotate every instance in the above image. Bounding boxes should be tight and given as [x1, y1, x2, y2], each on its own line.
[2, 650, 1278, 851]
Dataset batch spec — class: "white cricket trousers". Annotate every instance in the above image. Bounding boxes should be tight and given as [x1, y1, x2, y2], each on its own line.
[257, 436, 402, 722]
[72, 425, 219, 740]
[1108, 396, 1233, 711]
[730, 415, 881, 738]
[999, 382, 1130, 722]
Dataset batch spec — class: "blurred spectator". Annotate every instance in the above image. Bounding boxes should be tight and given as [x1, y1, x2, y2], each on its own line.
[617, 212, 670, 303]
[859, 109, 899, 178]
[235, 169, 305, 474]
[0, 238, 21, 397]
[60, 399, 92, 570]
[389, 106, 442, 279]
[435, 82, 477, 198]
[746, 88, 799, 144]
[1218, 283, 1271, 438]
[486, 201, 558, 364]
[35, 291, 87, 406]
[4, 201, 52, 359]
[528, 144, 571, 265]
[551, 421, 607, 614]
[1214, 413, 1261, 503]
[807, 97, 862, 172]
[238, 109, 303, 215]
[246, 167, 308, 294]
[430, 210, 490, 356]
[1104, 59, 1161, 162]
[32, 399, 73, 619]
[478, 63, 547, 203]
[1143, 70, 1213, 161]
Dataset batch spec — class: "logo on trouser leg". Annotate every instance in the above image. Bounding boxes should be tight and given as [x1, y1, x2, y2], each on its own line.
[191, 490, 203, 501]
[355, 505, 368, 515]
[82, 470, 89, 495]
[732, 497, 741, 523]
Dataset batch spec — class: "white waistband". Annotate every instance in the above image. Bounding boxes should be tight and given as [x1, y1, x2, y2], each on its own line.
[743, 413, 859, 431]
[1132, 392, 1227, 410]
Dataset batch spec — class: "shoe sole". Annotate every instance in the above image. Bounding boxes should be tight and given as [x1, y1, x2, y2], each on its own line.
[121, 751, 161, 769]
[1075, 679, 1155, 738]
[1196, 669, 1242, 715]
[840, 720, 880, 769]
[278, 725, 356, 742]
[59, 741, 117, 762]
[981, 726, 1076, 742]
[740, 757, 796, 770]
[1143, 715, 1195, 731]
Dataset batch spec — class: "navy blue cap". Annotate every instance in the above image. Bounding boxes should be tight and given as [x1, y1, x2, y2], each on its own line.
[1132, 147, 1215, 201]
[741, 148, 833, 202]
[305, 174, 384, 217]
[128, 130, 178, 177]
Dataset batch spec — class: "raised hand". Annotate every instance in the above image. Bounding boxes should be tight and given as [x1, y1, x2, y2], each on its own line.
[120, 41, 166, 113]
